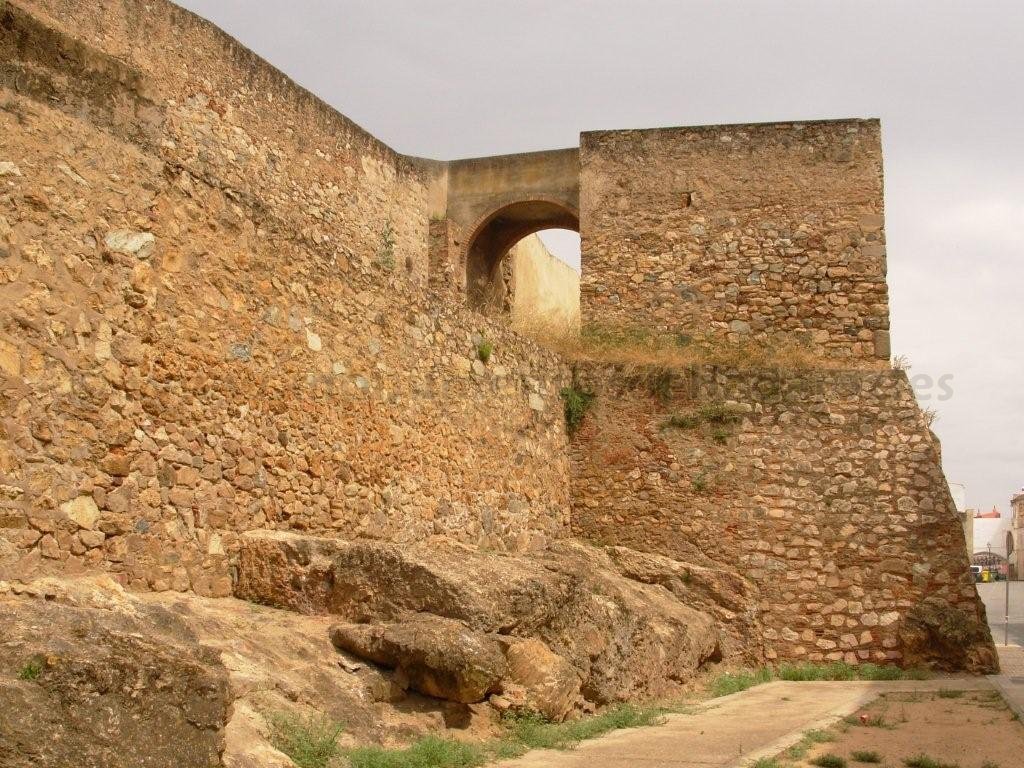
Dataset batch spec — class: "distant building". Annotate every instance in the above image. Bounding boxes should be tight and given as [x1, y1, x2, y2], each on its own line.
[972, 506, 1012, 578]
[1011, 489, 1024, 579]
[949, 482, 972, 555]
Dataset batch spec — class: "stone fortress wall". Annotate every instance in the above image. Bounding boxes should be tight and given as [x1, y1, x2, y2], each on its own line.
[0, 0, 992, 670]
[0, 0, 572, 595]
[569, 367, 989, 669]
[580, 122, 890, 360]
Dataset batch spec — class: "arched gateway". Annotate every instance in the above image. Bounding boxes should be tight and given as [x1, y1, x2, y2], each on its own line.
[442, 148, 579, 313]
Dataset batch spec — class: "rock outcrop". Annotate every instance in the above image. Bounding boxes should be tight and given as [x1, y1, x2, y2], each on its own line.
[331, 617, 508, 704]
[236, 530, 728, 715]
[0, 576, 530, 767]
[0, 580, 231, 768]
[898, 596, 999, 673]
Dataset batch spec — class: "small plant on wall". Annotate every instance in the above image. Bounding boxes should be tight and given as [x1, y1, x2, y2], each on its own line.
[661, 401, 745, 445]
[375, 220, 396, 271]
[560, 381, 595, 436]
[477, 338, 493, 363]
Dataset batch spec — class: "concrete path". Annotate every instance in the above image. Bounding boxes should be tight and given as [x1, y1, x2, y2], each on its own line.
[977, 581, 1024, 647]
[494, 679, 995, 768]
[989, 644, 1024, 719]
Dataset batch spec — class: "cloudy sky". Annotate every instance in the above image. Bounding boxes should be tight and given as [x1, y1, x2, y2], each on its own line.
[177, 0, 1023, 528]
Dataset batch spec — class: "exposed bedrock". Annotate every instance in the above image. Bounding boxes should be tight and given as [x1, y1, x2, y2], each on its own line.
[235, 530, 742, 715]
[0, 581, 230, 768]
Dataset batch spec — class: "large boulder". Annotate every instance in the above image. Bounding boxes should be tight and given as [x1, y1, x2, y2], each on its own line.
[330, 617, 507, 704]
[603, 545, 763, 663]
[500, 637, 582, 721]
[237, 531, 725, 709]
[898, 596, 998, 673]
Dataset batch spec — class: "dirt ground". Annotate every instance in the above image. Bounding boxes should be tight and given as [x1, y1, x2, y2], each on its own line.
[799, 690, 1024, 768]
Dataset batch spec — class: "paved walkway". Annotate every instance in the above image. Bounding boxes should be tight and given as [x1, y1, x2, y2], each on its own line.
[977, 581, 1024, 647]
[990, 644, 1024, 719]
[494, 679, 995, 768]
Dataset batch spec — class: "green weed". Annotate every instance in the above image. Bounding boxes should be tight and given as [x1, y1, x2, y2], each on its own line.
[269, 713, 344, 768]
[711, 426, 731, 444]
[786, 729, 834, 759]
[501, 704, 664, 751]
[843, 712, 891, 729]
[903, 755, 960, 768]
[810, 755, 847, 768]
[708, 667, 772, 697]
[856, 663, 903, 681]
[17, 658, 43, 681]
[936, 689, 964, 699]
[852, 751, 882, 763]
[476, 339, 493, 364]
[347, 736, 485, 768]
[560, 384, 595, 436]
[662, 413, 700, 429]
[343, 704, 669, 768]
[375, 221, 396, 271]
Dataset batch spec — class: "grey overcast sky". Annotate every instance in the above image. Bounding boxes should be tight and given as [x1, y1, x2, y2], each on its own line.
[177, 0, 1023, 523]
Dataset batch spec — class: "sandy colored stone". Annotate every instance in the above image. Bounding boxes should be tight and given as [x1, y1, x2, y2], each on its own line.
[237, 530, 722, 707]
[104, 230, 156, 258]
[60, 496, 100, 531]
[331, 616, 507, 704]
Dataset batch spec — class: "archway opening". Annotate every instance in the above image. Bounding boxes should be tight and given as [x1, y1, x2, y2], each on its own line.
[465, 200, 579, 317]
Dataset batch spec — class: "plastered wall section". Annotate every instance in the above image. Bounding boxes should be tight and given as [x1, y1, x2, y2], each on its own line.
[579, 121, 891, 360]
[509, 235, 581, 333]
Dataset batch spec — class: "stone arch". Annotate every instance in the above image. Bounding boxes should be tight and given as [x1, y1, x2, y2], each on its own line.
[463, 197, 579, 314]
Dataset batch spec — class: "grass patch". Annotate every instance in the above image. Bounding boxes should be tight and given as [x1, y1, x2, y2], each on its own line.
[539, 321, 865, 373]
[662, 413, 700, 429]
[708, 661, 923, 701]
[347, 736, 485, 768]
[17, 658, 43, 681]
[903, 755, 960, 768]
[752, 759, 782, 768]
[661, 402, 745, 432]
[375, 221, 396, 271]
[843, 713, 891, 729]
[476, 339, 493, 364]
[778, 661, 855, 681]
[936, 688, 965, 699]
[269, 713, 344, 768]
[776, 661, 920, 683]
[560, 384, 595, 436]
[501, 705, 664, 752]
[786, 729, 834, 759]
[852, 751, 882, 763]
[855, 663, 903, 681]
[811, 755, 847, 768]
[344, 704, 669, 768]
[709, 667, 772, 697]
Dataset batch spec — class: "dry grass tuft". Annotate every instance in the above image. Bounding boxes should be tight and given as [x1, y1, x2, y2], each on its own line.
[512, 317, 888, 374]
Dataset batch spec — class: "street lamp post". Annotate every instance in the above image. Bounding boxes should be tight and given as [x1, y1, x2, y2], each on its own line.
[977, 541, 1012, 646]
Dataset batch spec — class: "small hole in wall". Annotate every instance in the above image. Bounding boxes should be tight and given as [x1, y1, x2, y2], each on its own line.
[405, 256, 413, 273]
[682, 192, 693, 208]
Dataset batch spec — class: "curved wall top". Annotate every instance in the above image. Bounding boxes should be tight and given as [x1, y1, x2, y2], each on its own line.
[445, 147, 580, 234]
